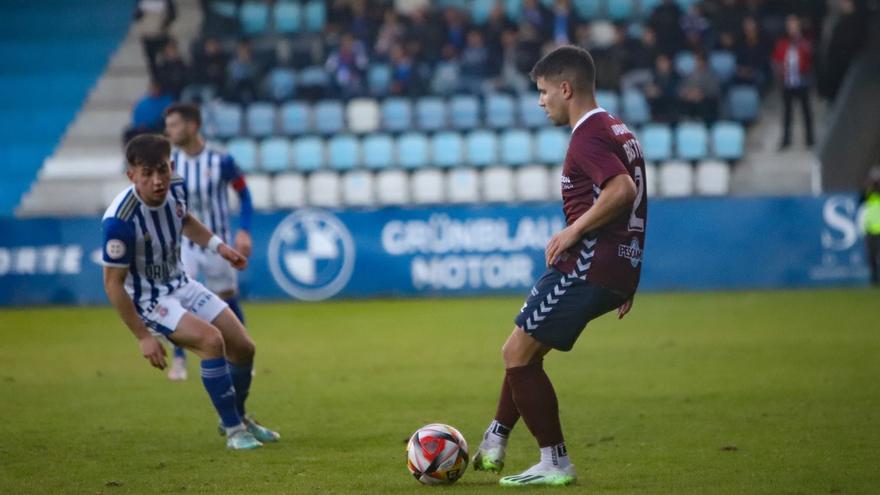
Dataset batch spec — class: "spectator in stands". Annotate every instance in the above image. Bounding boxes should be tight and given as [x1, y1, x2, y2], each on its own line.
[325, 33, 369, 98]
[709, 0, 746, 38]
[515, 22, 544, 75]
[645, 54, 679, 122]
[735, 16, 770, 91]
[406, 7, 445, 64]
[226, 39, 259, 103]
[443, 7, 469, 53]
[820, 0, 867, 100]
[374, 10, 405, 60]
[488, 28, 531, 94]
[678, 52, 721, 123]
[680, 3, 711, 52]
[861, 171, 880, 286]
[484, 3, 514, 59]
[592, 24, 627, 90]
[431, 44, 462, 96]
[622, 27, 660, 92]
[773, 14, 815, 149]
[389, 44, 415, 95]
[549, 0, 576, 46]
[124, 79, 173, 144]
[192, 37, 228, 93]
[520, 0, 553, 39]
[459, 30, 491, 94]
[155, 39, 189, 100]
[649, 0, 685, 55]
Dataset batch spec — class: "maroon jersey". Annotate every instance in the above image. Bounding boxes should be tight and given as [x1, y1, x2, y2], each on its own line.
[552, 109, 648, 296]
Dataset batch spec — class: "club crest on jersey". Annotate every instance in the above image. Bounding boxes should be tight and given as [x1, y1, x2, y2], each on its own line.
[618, 237, 643, 268]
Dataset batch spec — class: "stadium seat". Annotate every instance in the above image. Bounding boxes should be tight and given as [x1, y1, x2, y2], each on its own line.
[244, 174, 273, 210]
[397, 132, 430, 169]
[240, 1, 270, 34]
[380, 97, 412, 133]
[303, 0, 326, 32]
[376, 169, 410, 205]
[245, 102, 276, 138]
[516, 165, 551, 201]
[621, 89, 651, 125]
[500, 129, 533, 167]
[709, 50, 737, 83]
[675, 122, 709, 161]
[727, 85, 760, 123]
[695, 160, 731, 196]
[658, 160, 694, 197]
[535, 127, 568, 164]
[596, 90, 620, 117]
[307, 171, 341, 207]
[485, 93, 516, 129]
[573, 0, 601, 20]
[608, 0, 635, 21]
[412, 168, 446, 204]
[431, 131, 464, 168]
[313, 100, 345, 135]
[327, 134, 360, 171]
[505, 0, 524, 21]
[640, 123, 673, 162]
[519, 92, 547, 128]
[273, 173, 306, 208]
[447, 168, 481, 203]
[346, 98, 380, 134]
[471, 0, 495, 24]
[297, 65, 330, 91]
[259, 137, 291, 173]
[280, 101, 310, 135]
[466, 130, 498, 167]
[368, 64, 392, 96]
[450, 95, 480, 130]
[362, 134, 395, 169]
[292, 136, 324, 172]
[643, 162, 658, 198]
[640, 0, 662, 17]
[415, 97, 447, 131]
[211, 102, 242, 139]
[674, 51, 696, 77]
[711, 121, 745, 160]
[341, 170, 374, 206]
[266, 68, 296, 101]
[675, 0, 699, 11]
[431, 61, 461, 96]
[273, 1, 301, 33]
[226, 138, 257, 172]
[482, 166, 515, 203]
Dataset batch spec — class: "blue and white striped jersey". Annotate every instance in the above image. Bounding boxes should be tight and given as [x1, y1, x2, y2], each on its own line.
[101, 177, 190, 307]
[172, 146, 245, 244]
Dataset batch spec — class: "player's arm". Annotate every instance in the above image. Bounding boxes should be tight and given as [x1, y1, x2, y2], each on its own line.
[181, 212, 248, 270]
[221, 155, 253, 258]
[103, 266, 167, 369]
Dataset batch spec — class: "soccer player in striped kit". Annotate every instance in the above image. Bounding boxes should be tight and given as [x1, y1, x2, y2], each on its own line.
[472, 46, 648, 486]
[163, 103, 254, 381]
[102, 134, 279, 449]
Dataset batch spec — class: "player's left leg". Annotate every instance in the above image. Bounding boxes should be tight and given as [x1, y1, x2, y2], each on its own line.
[168, 241, 205, 381]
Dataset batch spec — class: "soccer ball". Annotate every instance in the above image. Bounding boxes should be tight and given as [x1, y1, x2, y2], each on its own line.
[406, 423, 469, 485]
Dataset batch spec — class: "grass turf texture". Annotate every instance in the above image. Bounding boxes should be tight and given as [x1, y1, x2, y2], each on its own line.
[1, 289, 878, 494]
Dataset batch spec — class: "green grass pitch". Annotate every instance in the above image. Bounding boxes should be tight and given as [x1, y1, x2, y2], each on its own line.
[1, 289, 878, 494]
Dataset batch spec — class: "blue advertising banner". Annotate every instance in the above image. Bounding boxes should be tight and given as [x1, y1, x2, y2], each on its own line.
[0, 195, 871, 307]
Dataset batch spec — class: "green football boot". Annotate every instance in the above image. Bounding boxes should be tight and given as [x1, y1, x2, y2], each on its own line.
[499, 463, 576, 487]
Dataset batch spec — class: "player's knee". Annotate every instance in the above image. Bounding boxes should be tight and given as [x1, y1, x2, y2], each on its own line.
[235, 336, 255, 362]
[200, 327, 226, 357]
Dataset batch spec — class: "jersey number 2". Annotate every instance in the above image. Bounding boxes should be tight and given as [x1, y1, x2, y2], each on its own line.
[628, 166, 645, 232]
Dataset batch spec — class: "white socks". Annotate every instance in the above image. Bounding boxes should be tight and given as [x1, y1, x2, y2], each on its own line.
[539, 443, 571, 469]
[483, 420, 511, 447]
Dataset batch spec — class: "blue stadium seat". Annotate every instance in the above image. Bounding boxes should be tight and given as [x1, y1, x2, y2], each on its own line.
[362, 134, 395, 169]
[260, 137, 291, 172]
[280, 101, 310, 135]
[573, 0, 601, 19]
[675, 51, 696, 76]
[596, 90, 620, 117]
[640, 123, 673, 161]
[711, 121, 745, 160]
[266, 68, 296, 101]
[273, 1, 301, 33]
[709, 50, 737, 83]
[621, 89, 651, 125]
[535, 128, 568, 164]
[226, 138, 257, 172]
[640, 0, 663, 17]
[450, 95, 480, 130]
[328, 134, 360, 170]
[212, 102, 242, 139]
[368, 64, 392, 96]
[303, 0, 326, 32]
[240, 1, 270, 34]
[471, 0, 495, 24]
[313, 100, 345, 135]
[675, 122, 709, 161]
[519, 93, 547, 128]
[466, 130, 498, 167]
[245, 102, 275, 138]
[500, 129, 533, 167]
[292, 136, 324, 172]
[727, 85, 760, 123]
[415, 97, 447, 131]
[608, 0, 635, 21]
[380, 97, 412, 133]
[505, 0, 523, 21]
[397, 132, 430, 169]
[297, 65, 330, 90]
[676, 0, 699, 10]
[431, 131, 464, 168]
[485, 93, 515, 129]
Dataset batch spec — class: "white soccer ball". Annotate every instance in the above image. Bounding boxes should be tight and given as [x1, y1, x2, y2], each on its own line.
[406, 423, 469, 485]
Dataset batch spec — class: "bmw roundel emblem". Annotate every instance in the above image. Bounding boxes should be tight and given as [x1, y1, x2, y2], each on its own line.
[268, 209, 356, 301]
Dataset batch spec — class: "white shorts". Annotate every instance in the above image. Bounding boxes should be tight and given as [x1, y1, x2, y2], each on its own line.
[139, 280, 229, 337]
[181, 241, 238, 295]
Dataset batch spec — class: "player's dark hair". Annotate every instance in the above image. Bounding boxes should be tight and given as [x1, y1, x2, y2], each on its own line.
[529, 45, 596, 94]
[125, 134, 171, 169]
[164, 102, 202, 127]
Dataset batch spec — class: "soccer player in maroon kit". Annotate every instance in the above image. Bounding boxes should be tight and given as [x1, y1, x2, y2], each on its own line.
[473, 46, 648, 486]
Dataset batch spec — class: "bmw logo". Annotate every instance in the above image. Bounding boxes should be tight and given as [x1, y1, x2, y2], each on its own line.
[268, 209, 355, 301]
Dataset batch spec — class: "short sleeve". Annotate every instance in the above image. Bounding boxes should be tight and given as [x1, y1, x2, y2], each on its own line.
[219, 154, 243, 183]
[570, 132, 628, 188]
[102, 217, 135, 267]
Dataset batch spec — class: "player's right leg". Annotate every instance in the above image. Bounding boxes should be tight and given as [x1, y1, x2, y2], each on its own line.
[168, 241, 204, 381]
